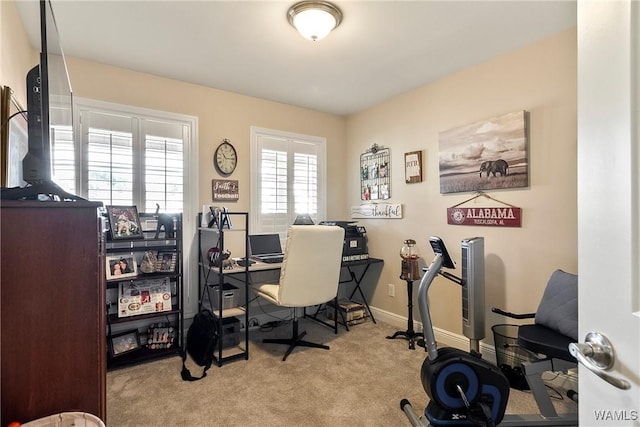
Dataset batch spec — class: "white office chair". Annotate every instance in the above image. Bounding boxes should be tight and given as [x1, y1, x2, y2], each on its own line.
[251, 225, 345, 361]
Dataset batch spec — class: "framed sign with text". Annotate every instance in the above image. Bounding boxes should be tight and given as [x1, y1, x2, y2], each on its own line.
[447, 192, 522, 227]
[351, 203, 403, 219]
[212, 179, 239, 202]
[405, 151, 422, 183]
[447, 206, 522, 227]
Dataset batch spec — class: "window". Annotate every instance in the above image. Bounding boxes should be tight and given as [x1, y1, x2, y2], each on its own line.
[53, 99, 195, 214]
[250, 126, 327, 237]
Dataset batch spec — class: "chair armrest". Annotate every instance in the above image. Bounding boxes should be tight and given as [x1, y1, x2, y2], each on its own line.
[491, 307, 536, 319]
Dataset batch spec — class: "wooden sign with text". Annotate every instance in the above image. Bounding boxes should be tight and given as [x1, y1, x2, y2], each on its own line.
[447, 206, 521, 227]
[351, 203, 403, 219]
[405, 151, 423, 183]
[212, 179, 239, 202]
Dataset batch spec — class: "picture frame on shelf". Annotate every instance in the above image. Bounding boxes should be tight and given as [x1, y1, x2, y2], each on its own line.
[106, 255, 138, 280]
[146, 322, 175, 350]
[208, 206, 233, 229]
[106, 205, 143, 240]
[110, 329, 141, 357]
[156, 251, 176, 272]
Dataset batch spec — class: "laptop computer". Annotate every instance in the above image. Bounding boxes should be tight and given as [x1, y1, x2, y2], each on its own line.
[249, 233, 284, 263]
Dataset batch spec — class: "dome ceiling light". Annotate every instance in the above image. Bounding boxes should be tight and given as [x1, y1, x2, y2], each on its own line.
[287, 1, 343, 41]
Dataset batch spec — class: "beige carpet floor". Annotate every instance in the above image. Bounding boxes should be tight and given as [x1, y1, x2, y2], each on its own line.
[107, 319, 576, 426]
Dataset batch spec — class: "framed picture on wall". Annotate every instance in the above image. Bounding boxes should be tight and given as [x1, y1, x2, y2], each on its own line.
[360, 146, 391, 201]
[1, 86, 29, 188]
[438, 110, 529, 194]
[404, 151, 423, 183]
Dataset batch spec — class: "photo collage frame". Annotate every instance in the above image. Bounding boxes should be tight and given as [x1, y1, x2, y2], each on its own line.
[360, 147, 390, 201]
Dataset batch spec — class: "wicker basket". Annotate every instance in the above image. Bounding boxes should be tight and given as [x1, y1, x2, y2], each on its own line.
[492, 324, 537, 390]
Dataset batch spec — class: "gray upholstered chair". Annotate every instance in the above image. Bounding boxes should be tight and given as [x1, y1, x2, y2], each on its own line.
[251, 225, 345, 361]
[493, 269, 579, 417]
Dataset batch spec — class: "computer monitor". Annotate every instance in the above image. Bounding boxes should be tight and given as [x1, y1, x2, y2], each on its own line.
[293, 214, 314, 225]
[2, 0, 80, 201]
[249, 234, 283, 257]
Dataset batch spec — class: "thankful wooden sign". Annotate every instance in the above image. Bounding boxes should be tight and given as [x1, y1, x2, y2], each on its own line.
[352, 203, 403, 219]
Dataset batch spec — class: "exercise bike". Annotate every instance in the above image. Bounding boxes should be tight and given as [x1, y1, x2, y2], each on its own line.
[400, 236, 578, 427]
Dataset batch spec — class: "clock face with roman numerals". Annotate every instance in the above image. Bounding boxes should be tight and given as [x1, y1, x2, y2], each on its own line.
[214, 140, 237, 175]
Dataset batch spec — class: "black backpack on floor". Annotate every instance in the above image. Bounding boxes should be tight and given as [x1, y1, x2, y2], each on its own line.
[181, 309, 218, 381]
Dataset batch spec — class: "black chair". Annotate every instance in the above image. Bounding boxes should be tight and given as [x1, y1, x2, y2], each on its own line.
[492, 269, 578, 421]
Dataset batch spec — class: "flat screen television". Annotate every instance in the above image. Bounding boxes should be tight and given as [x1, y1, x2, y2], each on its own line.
[1, 0, 81, 201]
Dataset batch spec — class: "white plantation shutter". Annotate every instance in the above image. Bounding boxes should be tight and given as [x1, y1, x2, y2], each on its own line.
[293, 150, 318, 214]
[53, 103, 192, 213]
[83, 111, 136, 205]
[50, 102, 75, 192]
[143, 119, 184, 213]
[251, 127, 326, 238]
[260, 147, 288, 214]
[145, 135, 183, 213]
[87, 127, 134, 205]
[50, 125, 75, 192]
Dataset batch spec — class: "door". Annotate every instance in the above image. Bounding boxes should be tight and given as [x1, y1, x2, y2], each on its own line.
[577, 1, 639, 425]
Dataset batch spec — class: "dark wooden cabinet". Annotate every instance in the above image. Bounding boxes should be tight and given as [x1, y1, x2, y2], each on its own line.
[1, 200, 106, 425]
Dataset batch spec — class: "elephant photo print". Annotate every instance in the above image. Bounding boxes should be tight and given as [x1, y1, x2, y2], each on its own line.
[438, 110, 529, 194]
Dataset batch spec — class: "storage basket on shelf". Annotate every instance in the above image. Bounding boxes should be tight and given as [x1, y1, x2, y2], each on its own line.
[491, 324, 537, 390]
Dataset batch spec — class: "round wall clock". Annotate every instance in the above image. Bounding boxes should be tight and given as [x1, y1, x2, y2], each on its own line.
[214, 139, 237, 175]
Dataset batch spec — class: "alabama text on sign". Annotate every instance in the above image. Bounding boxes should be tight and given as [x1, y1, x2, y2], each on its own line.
[447, 207, 521, 227]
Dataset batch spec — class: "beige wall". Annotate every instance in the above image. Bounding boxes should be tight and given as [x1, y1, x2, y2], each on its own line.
[64, 60, 349, 316]
[65, 58, 348, 218]
[0, 0, 37, 106]
[346, 28, 577, 339]
[2, 0, 578, 344]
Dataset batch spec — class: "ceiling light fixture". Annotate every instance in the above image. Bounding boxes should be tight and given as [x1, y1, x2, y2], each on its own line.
[287, 1, 343, 42]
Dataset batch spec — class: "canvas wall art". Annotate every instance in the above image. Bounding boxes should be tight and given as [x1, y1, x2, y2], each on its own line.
[438, 111, 529, 194]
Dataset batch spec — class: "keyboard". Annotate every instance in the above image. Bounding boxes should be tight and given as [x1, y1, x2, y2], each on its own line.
[252, 256, 283, 264]
[237, 258, 256, 267]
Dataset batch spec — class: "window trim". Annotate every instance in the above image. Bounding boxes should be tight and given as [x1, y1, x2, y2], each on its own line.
[250, 126, 327, 234]
[73, 97, 200, 315]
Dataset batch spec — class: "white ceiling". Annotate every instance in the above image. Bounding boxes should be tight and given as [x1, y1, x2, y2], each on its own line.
[15, 1, 577, 116]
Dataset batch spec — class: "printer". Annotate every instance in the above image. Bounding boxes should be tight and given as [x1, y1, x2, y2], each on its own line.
[319, 221, 368, 262]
